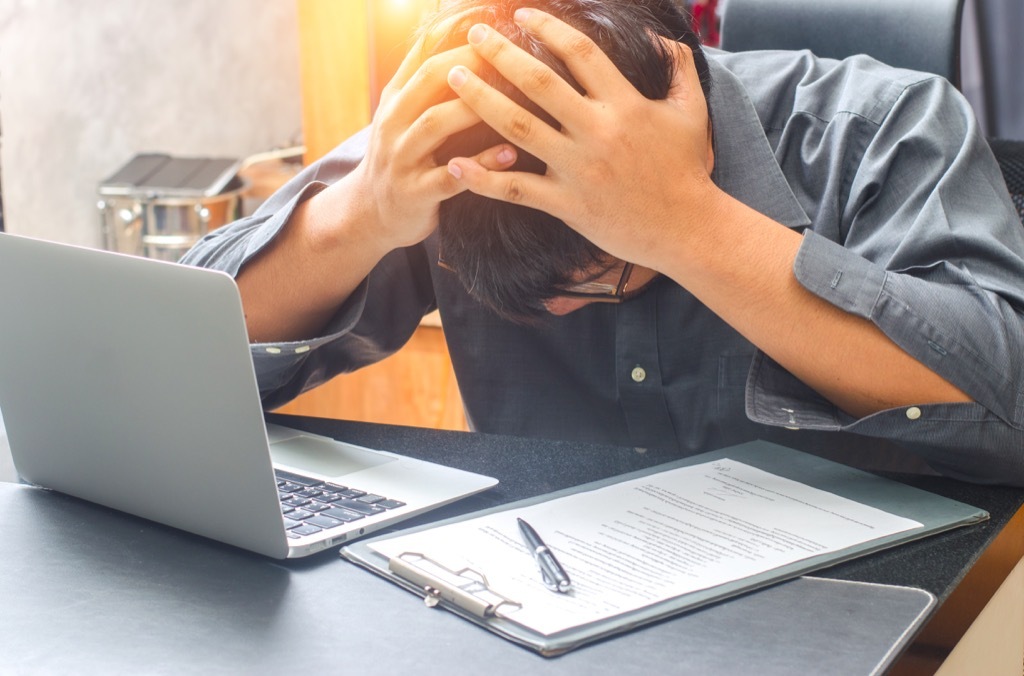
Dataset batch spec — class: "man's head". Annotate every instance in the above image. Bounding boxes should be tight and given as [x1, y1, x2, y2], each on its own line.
[425, 0, 711, 322]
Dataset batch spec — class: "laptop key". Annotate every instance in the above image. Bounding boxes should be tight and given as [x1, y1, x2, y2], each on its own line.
[331, 499, 385, 516]
[357, 494, 385, 504]
[274, 469, 324, 488]
[322, 507, 365, 522]
[305, 514, 345, 529]
[290, 524, 322, 537]
[377, 499, 406, 509]
[282, 495, 311, 508]
[283, 517, 304, 530]
[333, 488, 367, 499]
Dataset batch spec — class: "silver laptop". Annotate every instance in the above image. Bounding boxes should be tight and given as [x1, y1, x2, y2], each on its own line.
[0, 233, 497, 558]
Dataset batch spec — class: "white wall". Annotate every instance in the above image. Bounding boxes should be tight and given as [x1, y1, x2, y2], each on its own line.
[0, 0, 303, 480]
[0, 0, 303, 246]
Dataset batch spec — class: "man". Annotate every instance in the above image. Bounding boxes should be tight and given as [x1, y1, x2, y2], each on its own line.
[183, 0, 1024, 484]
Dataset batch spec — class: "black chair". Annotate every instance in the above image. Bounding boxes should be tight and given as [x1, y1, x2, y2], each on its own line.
[719, 0, 965, 87]
[717, 0, 1024, 225]
[989, 139, 1024, 221]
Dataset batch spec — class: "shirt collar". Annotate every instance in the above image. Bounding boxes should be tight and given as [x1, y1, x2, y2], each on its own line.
[705, 53, 811, 230]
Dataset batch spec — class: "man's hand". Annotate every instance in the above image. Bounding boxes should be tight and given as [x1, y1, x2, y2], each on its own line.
[443, 8, 717, 273]
[235, 22, 520, 343]
[348, 25, 519, 255]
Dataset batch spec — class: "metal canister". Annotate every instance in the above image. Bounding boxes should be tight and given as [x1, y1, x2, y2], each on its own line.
[98, 153, 244, 261]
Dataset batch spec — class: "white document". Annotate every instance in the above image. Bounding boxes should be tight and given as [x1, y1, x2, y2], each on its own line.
[370, 458, 923, 636]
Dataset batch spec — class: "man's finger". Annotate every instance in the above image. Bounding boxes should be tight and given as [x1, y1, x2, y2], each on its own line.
[463, 22, 585, 126]
[510, 8, 631, 101]
[432, 144, 519, 198]
[446, 64, 566, 165]
[446, 157, 560, 216]
[475, 143, 519, 171]
[387, 10, 467, 92]
[663, 40, 704, 107]
[382, 45, 483, 129]
[402, 97, 482, 159]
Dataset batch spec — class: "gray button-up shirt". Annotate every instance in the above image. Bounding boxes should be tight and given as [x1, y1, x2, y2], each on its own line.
[183, 50, 1024, 485]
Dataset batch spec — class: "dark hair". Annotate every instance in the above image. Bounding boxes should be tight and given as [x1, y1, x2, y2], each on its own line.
[426, 0, 711, 321]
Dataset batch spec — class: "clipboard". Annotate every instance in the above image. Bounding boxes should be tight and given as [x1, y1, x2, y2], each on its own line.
[341, 441, 988, 656]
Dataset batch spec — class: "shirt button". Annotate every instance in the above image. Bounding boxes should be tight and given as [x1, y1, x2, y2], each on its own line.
[631, 366, 647, 383]
[906, 406, 922, 421]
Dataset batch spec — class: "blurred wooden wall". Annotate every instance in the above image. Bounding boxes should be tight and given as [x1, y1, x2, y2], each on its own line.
[275, 0, 467, 431]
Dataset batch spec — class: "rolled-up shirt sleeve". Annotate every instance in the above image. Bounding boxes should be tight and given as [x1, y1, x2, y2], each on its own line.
[746, 75, 1024, 483]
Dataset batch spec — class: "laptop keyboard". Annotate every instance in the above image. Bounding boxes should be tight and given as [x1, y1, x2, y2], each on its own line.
[275, 469, 406, 539]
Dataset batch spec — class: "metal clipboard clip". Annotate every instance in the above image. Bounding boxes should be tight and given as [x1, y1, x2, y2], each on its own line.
[389, 552, 523, 619]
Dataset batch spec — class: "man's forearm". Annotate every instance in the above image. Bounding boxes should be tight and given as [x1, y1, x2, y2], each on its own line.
[658, 190, 972, 418]
[236, 170, 392, 343]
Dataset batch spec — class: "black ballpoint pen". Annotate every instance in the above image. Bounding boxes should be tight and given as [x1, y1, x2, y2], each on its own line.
[517, 517, 573, 593]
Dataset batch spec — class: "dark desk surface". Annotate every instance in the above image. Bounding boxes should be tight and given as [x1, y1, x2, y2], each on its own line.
[273, 416, 1024, 602]
[1, 415, 1021, 675]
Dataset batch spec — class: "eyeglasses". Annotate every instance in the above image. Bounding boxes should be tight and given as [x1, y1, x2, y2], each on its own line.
[439, 251, 642, 304]
[557, 262, 637, 303]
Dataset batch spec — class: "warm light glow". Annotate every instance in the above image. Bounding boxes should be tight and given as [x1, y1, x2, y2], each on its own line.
[369, 0, 440, 112]
[382, 0, 419, 14]
[372, 0, 436, 31]
[297, 0, 372, 163]
[296, 0, 443, 163]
